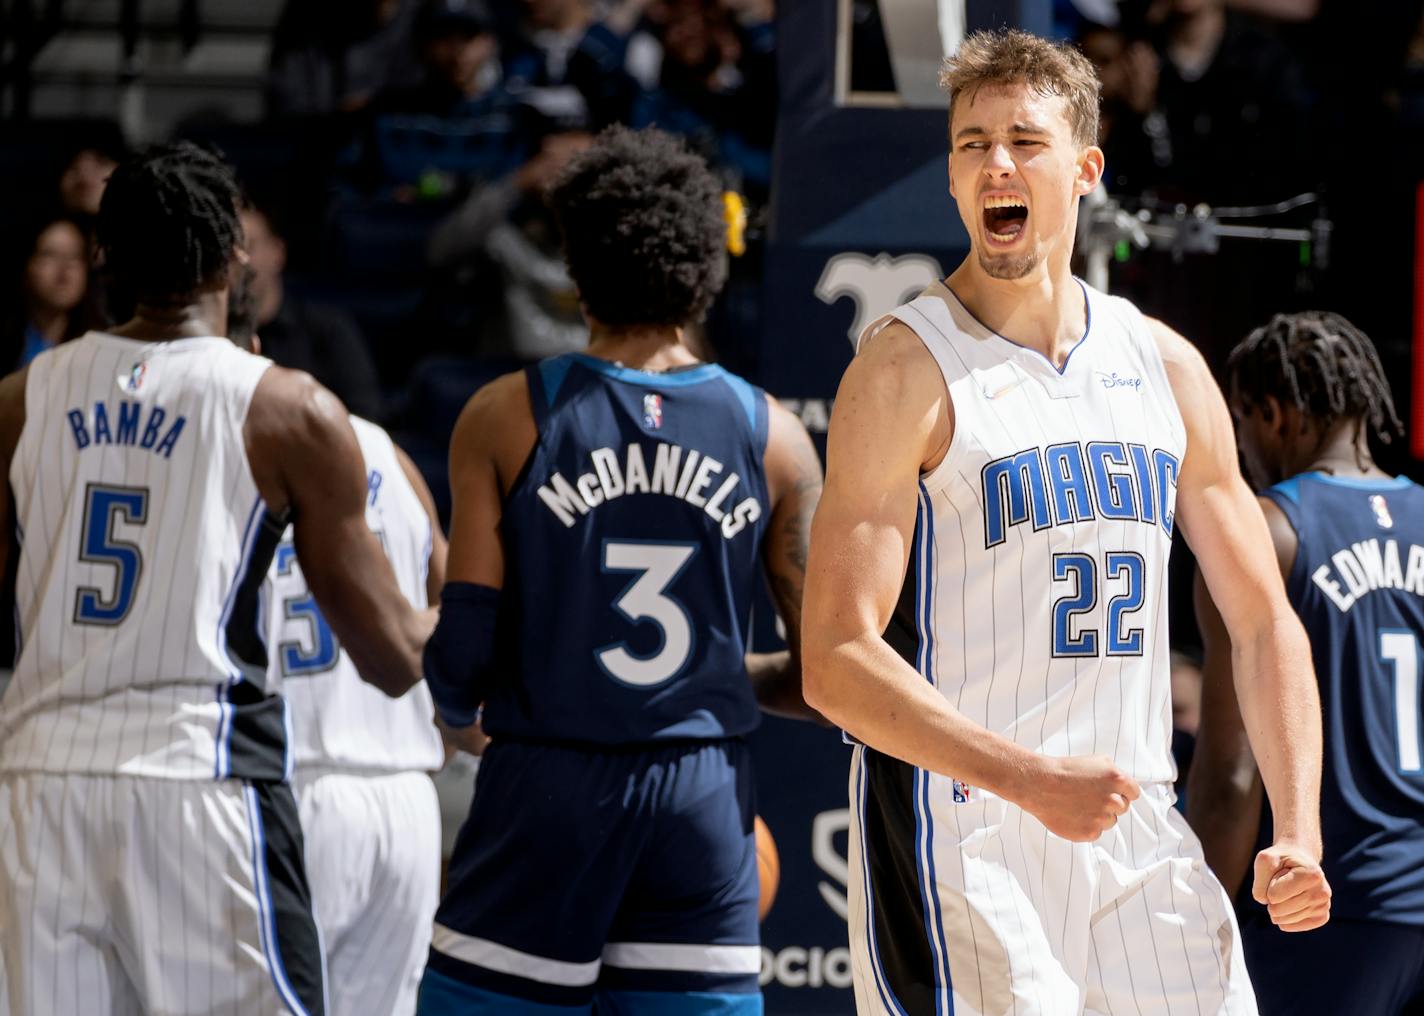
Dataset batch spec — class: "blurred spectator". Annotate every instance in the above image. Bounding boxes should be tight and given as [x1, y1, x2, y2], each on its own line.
[628, 0, 776, 197]
[56, 147, 119, 222]
[240, 203, 385, 419]
[426, 131, 591, 359]
[1087, 0, 1313, 204]
[365, 0, 528, 193]
[3, 215, 90, 370]
[266, 0, 423, 117]
[501, 0, 651, 128]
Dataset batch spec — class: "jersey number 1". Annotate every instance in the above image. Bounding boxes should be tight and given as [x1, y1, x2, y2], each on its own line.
[597, 541, 698, 687]
[1381, 630, 1423, 773]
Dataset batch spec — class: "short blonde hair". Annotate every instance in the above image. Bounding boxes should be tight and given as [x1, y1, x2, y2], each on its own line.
[939, 29, 1101, 148]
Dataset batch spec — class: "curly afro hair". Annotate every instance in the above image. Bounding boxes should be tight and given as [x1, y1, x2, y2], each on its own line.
[96, 141, 243, 308]
[547, 126, 728, 330]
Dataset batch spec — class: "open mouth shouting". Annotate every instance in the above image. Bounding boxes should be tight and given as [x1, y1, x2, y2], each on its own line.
[982, 193, 1029, 248]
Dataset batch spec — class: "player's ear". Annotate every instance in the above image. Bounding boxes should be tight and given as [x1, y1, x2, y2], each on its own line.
[1260, 394, 1283, 431]
[1074, 146, 1104, 197]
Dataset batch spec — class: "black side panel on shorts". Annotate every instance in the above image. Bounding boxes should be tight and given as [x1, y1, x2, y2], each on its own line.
[862, 747, 937, 1015]
[252, 781, 326, 1016]
[228, 685, 289, 781]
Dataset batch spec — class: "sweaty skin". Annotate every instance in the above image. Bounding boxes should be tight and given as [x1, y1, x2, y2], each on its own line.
[802, 81, 1330, 932]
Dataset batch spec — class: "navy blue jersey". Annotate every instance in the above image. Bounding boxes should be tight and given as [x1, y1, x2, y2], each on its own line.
[1263, 472, 1424, 926]
[485, 353, 771, 746]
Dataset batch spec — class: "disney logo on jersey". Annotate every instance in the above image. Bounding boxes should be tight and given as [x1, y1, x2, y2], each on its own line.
[643, 393, 663, 430]
[1096, 371, 1142, 392]
[982, 440, 1180, 546]
[537, 440, 763, 539]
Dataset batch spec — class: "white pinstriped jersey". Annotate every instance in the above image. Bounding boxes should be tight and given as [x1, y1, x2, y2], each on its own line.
[1, 333, 287, 780]
[269, 417, 443, 774]
[865, 280, 1187, 782]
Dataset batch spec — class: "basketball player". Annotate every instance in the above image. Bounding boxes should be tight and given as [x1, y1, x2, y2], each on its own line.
[417, 126, 823, 1014]
[0, 142, 432, 1016]
[1189, 312, 1424, 1015]
[227, 280, 451, 1016]
[800, 30, 1331, 1015]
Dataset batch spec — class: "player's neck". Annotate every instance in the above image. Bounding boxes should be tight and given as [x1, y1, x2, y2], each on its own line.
[947, 258, 1086, 369]
[1301, 418, 1389, 481]
[109, 291, 230, 342]
[585, 324, 700, 373]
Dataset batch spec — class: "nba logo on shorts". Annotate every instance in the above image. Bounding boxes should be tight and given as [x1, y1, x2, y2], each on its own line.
[643, 393, 663, 430]
[1370, 494, 1394, 529]
[952, 779, 972, 803]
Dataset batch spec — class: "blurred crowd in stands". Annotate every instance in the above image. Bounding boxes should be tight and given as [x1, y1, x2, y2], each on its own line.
[3, 0, 1423, 518]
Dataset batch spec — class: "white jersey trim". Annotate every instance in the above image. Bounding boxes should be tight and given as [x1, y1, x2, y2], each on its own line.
[600, 942, 762, 974]
[430, 924, 602, 986]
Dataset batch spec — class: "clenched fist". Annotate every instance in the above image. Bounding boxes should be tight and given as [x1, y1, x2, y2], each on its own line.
[1253, 844, 1331, 932]
[1021, 755, 1142, 842]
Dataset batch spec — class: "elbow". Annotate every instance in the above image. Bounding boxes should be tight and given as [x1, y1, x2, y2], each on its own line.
[799, 641, 846, 724]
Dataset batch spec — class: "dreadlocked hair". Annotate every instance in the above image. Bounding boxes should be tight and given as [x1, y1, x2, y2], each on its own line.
[1227, 310, 1404, 445]
[96, 141, 242, 307]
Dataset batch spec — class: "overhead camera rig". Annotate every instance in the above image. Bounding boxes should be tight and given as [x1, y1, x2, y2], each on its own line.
[1078, 186, 1334, 293]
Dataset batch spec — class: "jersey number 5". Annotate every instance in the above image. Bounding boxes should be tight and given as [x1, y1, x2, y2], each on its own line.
[597, 541, 698, 687]
[74, 483, 149, 626]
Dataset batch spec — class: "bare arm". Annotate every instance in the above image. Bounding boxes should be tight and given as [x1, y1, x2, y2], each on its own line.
[444, 371, 533, 589]
[1188, 566, 1266, 897]
[393, 443, 449, 605]
[802, 326, 1138, 842]
[1151, 317, 1330, 930]
[247, 368, 433, 697]
[0, 368, 29, 591]
[746, 395, 825, 722]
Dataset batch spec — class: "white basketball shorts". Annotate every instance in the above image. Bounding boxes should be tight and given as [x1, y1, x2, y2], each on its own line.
[0, 771, 327, 1016]
[295, 768, 441, 1016]
[847, 745, 1257, 1016]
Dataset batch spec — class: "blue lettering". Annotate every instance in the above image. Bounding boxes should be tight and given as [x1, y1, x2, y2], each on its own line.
[116, 401, 141, 446]
[367, 469, 383, 507]
[154, 417, 186, 459]
[1153, 450, 1180, 536]
[982, 449, 1051, 547]
[1088, 441, 1136, 520]
[67, 409, 90, 450]
[140, 407, 167, 450]
[1128, 443, 1156, 525]
[93, 402, 112, 445]
[1044, 443, 1095, 525]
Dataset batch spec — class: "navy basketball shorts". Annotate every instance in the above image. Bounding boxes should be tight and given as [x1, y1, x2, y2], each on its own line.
[417, 737, 762, 1015]
[1240, 910, 1424, 1015]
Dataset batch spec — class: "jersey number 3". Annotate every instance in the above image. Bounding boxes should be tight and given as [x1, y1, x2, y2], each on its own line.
[74, 483, 149, 626]
[597, 541, 698, 687]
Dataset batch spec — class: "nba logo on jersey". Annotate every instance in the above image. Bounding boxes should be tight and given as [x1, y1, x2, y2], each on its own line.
[117, 362, 147, 394]
[643, 393, 663, 429]
[952, 779, 972, 803]
[1370, 494, 1394, 529]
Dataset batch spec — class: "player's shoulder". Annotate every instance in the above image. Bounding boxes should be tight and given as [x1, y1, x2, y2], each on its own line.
[838, 319, 949, 424]
[456, 368, 533, 432]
